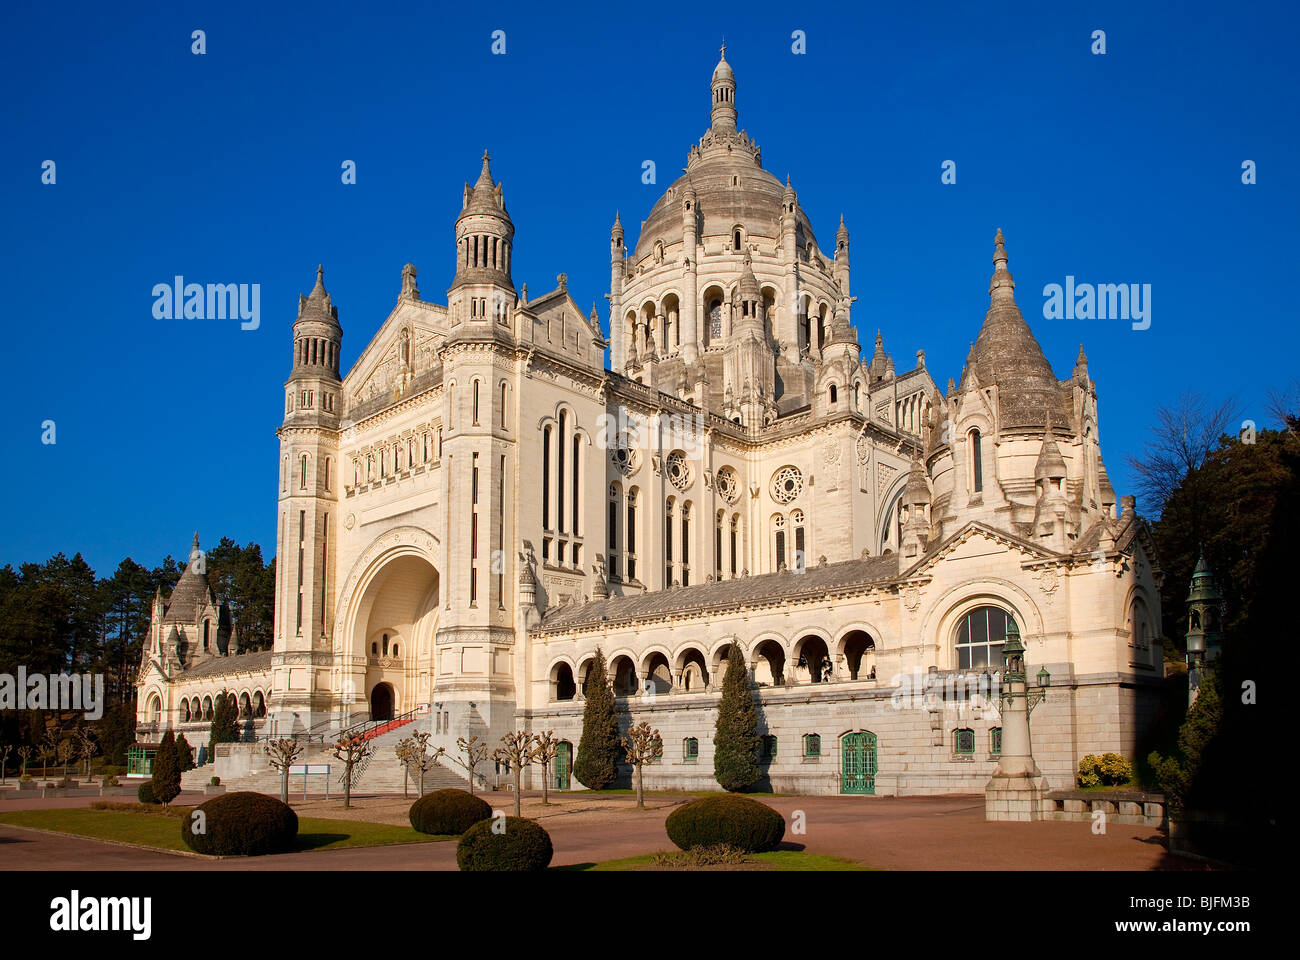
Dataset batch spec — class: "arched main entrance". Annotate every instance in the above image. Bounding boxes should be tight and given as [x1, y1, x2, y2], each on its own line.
[339, 539, 441, 724]
[370, 682, 395, 722]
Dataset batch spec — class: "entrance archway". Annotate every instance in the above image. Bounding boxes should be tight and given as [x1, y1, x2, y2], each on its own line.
[370, 682, 395, 721]
[341, 542, 440, 724]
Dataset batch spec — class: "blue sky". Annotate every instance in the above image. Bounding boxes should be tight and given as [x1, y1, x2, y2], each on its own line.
[2, 0, 1297, 575]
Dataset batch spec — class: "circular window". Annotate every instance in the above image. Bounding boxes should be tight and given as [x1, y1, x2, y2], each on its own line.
[666, 451, 691, 490]
[609, 434, 640, 475]
[770, 465, 804, 504]
[716, 466, 739, 504]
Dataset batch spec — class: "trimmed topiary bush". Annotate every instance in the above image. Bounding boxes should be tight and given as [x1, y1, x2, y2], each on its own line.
[137, 780, 158, 804]
[665, 794, 785, 853]
[409, 788, 492, 835]
[181, 791, 298, 856]
[456, 816, 553, 871]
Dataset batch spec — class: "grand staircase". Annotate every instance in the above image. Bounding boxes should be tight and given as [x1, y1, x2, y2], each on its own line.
[180, 716, 474, 797]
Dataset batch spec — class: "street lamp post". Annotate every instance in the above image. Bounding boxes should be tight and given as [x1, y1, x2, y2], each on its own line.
[984, 621, 1052, 822]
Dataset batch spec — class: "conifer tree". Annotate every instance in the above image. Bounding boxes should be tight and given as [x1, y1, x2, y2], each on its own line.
[207, 690, 240, 762]
[151, 730, 181, 805]
[713, 644, 761, 792]
[175, 732, 195, 773]
[573, 648, 620, 790]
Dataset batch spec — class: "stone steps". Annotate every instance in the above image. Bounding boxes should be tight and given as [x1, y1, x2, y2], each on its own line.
[180, 726, 475, 796]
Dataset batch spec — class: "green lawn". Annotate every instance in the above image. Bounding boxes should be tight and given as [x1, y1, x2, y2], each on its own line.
[556, 850, 871, 871]
[0, 808, 452, 855]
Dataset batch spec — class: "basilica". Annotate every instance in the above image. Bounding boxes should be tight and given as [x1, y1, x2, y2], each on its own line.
[136, 49, 1164, 796]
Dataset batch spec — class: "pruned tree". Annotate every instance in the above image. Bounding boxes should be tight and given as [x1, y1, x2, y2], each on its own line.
[332, 734, 372, 809]
[394, 736, 416, 798]
[1125, 392, 1238, 519]
[530, 731, 560, 805]
[453, 736, 489, 796]
[265, 738, 305, 804]
[17, 745, 33, 777]
[39, 727, 59, 779]
[76, 728, 98, 778]
[407, 731, 445, 796]
[493, 731, 538, 817]
[0, 744, 11, 784]
[621, 721, 663, 809]
[56, 737, 75, 777]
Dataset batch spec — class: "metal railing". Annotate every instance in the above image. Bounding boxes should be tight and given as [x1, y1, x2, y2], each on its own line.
[338, 707, 421, 744]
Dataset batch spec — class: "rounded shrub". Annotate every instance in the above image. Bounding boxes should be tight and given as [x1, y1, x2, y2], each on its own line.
[1077, 753, 1134, 788]
[137, 780, 158, 804]
[665, 794, 785, 853]
[409, 788, 492, 835]
[456, 816, 553, 871]
[180, 791, 298, 856]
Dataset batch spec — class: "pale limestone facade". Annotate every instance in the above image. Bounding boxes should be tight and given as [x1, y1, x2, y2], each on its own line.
[137, 49, 1164, 796]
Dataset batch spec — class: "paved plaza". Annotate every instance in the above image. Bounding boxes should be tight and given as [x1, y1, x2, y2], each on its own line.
[0, 790, 1213, 871]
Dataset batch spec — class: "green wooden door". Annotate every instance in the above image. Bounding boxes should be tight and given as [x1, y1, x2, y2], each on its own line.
[554, 742, 571, 790]
[840, 732, 877, 795]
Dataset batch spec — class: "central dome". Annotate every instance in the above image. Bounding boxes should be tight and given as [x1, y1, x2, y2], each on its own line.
[633, 162, 817, 262]
[632, 47, 817, 261]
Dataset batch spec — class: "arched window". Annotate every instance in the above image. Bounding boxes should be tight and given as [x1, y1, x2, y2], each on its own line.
[990, 727, 1002, 755]
[500, 382, 508, 429]
[202, 619, 210, 652]
[791, 509, 805, 571]
[829, 384, 838, 404]
[684, 737, 699, 760]
[733, 230, 742, 251]
[680, 502, 692, 587]
[472, 380, 480, 425]
[729, 514, 740, 577]
[773, 514, 787, 570]
[608, 482, 622, 581]
[448, 384, 454, 429]
[382, 633, 389, 656]
[557, 411, 567, 533]
[760, 735, 778, 761]
[324, 457, 331, 492]
[542, 425, 552, 530]
[300, 454, 308, 490]
[664, 497, 676, 587]
[626, 488, 639, 581]
[715, 510, 724, 579]
[955, 605, 1015, 670]
[148, 695, 161, 723]
[969, 429, 983, 493]
[953, 728, 976, 755]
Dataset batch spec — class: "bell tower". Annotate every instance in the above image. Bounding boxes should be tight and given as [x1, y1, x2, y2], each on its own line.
[273, 265, 342, 732]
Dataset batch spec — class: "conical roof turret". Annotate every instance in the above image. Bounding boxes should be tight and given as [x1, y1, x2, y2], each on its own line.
[967, 230, 1070, 429]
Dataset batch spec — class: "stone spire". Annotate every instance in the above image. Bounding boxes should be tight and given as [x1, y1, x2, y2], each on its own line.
[1074, 343, 1089, 381]
[1035, 412, 1068, 486]
[966, 230, 1069, 429]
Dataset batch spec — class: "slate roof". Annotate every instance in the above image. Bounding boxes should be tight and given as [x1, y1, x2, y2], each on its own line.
[963, 230, 1072, 430]
[162, 567, 215, 625]
[539, 554, 901, 633]
[180, 650, 271, 680]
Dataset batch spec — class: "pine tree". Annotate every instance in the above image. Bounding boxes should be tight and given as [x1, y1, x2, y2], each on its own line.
[151, 730, 181, 805]
[175, 733, 195, 773]
[573, 648, 620, 790]
[714, 644, 761, 792]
